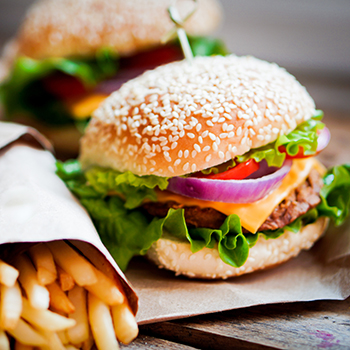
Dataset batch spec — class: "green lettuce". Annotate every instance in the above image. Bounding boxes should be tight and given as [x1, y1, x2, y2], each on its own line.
[188, 36, 229, 57]
[57, 158, 350, 272]
[237, 111, 325, 167]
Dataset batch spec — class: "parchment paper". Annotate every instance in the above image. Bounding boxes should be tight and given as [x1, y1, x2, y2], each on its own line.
[0, 121, 138, 313]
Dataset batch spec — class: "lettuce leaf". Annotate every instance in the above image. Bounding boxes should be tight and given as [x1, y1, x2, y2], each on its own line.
[57, 158, 350, 272]
[237, 111, 325, 167]
[0, 49, 119, 125]
[317, 164, 350, 226]
[56, 160, 168, 209]
[188, 36, 229, 57]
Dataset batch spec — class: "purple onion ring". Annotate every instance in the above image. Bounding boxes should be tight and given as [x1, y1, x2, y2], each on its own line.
[167, 160, 293, 204]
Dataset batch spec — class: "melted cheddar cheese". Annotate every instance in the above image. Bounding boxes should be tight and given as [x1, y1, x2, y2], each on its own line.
[67, 94, 108, 120]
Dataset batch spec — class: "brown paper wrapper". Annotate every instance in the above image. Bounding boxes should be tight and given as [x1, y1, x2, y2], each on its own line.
[0, 121, 138, 314]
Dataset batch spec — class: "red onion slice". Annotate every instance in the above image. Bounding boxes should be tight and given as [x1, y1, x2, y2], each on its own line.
[166, 160, 292, 204]
[317, 126, 330, 153]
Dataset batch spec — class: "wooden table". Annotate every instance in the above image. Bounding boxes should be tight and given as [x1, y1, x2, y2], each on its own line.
[121, 110, 350, 349]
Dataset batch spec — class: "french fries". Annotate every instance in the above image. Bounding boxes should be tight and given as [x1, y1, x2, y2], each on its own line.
[13, 254, 50, 310]
[67, 286, 89, 345]
[28, 244, 57, 286]
[0, 241, 138, 349]
[56, 266, 75, 292]
[88, 293, 119, 350]
[0, 282, 22, 331]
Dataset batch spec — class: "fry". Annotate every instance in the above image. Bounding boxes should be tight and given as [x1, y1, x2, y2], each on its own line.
[13, 254, 49, 310]
[70, 241, 115, 280]
[111, 303, 138, 344]
[7, 318, 47, 346]
[0, 282, 22, 330]
[85, 268, 124, 306]
[88, 293, 119, 350]
[29, 244, 57, 286]
[21, 298, 76, 332]
[0, 259, 19, 287]
[46, 282, 75, 314]
[57, 331, 69, 346]
[0, 329, 10, 350]
[14, 341, 33, 350]
[67, 286, 89, 345]
[65, 346, 79, 350]
[82, 335, 94, 350]
[46, 242, 97, 286]
[37, 328, 66, 350]
[57, 266, 75, 292]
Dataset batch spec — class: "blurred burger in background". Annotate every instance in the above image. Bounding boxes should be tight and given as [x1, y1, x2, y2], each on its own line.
[0, 0, 226, 157]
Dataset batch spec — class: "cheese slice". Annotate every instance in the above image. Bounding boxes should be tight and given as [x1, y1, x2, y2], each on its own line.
[67, 94, 108, 120]
[156, 158, 325, 233]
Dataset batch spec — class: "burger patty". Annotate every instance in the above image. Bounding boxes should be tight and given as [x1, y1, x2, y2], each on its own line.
[142, 169, 324, 233]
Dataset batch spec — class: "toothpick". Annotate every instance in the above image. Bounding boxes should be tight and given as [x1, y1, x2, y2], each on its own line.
[162, 0, 197, 64]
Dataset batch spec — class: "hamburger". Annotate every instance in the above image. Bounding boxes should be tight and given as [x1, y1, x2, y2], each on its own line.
[57, 55, 350, 279]
[0, 0, 225, 157]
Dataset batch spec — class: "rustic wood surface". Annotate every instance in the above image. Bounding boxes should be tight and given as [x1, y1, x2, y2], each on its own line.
[140, 298, 350, 349]
[125, 110, 350, 349]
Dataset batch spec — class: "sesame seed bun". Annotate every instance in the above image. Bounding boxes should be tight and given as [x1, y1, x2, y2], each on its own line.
[146, 217, 328, 279]
[80, 55, 316, 177]
[16, 0, 222, 60]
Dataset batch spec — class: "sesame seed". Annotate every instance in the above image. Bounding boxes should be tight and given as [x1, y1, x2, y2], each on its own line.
[184, 150, 189, 158]
[205, 154, 212, 162]
[209, 132, 216, 141]
[194, 144, 201, 152]
[203, 145, 210, 152]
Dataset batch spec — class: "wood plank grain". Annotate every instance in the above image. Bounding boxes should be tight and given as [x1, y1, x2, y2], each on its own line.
[120, 334, 197, 349]
[141, 298, 350, 349]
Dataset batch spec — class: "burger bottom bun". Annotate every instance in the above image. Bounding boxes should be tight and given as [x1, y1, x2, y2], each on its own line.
[146, 217, 329, 279]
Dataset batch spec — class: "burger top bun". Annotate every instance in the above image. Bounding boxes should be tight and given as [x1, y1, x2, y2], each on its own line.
[80, 55, 316, 177]
[16, 0, 222, 60]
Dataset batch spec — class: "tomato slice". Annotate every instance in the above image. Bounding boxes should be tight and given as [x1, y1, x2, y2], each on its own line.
[119, 44, 183, 70]
[204, 159, 260, 180]
[278, 145, 310, 159]
[42, 72, 88, 100]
